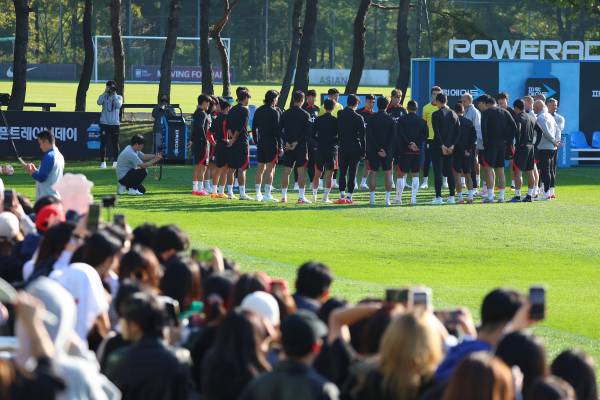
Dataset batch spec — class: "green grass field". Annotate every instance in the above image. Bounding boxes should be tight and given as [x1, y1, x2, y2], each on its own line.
[0, 81, 402, 113]
[4, 162, 600, 368]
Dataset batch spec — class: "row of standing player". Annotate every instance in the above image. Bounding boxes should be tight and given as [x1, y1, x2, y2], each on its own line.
[187, 86, 563, 205]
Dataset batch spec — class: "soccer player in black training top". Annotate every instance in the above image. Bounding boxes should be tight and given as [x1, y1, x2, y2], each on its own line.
[336, 94, 366, 204]
[303, 89, 321, 189]
[452, 102, 477, 204]
[190, 94, 212, 196]
[480, 95, 517, 203]
[311, 99, 338, 203]
[358, 94, 376, 190]
[396, 100, 428, 205]
[253, 90, 282, 202]
[431, 93, 460, 204]
[497, 92, 518, 190]
[210, 98, 232, 198]
[386, 89, 407, 189]
[226, 89, 252, 200]
[366, 96, 395, 206]
[511, 98, 543, 203]
[279, 90, 313, 204]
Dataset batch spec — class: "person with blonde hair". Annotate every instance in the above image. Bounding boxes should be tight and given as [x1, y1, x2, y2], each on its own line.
[350, 310, 443, 400]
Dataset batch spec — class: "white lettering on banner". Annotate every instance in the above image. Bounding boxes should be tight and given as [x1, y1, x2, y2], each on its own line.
[306, 69, 389, 86]
[592, 90, 600, 98]
[449, 39, 600, 60]
[0, 126, 78, 142]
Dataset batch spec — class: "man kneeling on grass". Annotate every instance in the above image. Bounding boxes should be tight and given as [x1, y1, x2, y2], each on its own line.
[116, 134, 162, 195]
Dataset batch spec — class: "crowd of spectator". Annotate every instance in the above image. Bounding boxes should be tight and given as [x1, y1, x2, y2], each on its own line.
[0, 187, 597, 400]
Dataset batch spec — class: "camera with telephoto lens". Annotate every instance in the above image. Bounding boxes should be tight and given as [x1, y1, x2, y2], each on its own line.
[102, 195, 116, 208]
[0, 93, 10, 106]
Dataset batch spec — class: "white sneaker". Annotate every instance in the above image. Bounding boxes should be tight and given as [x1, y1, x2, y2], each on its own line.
[117, 185, 126, 195]
[447, 196, 456, 204]
[239, 194, 251, 200]
[322, 198, 333, 204]
[420, 181, 429, 189]
[410, 199, 417, 206]
[128, 188, 143, 195]
[112, 161, 117, 168]
[431, 197, 443, 205]
[394, 197, 403, 205]
[263, 194, 279, 202]
[385, 200, 391, 206]
[255, 194, 263, 202]
[100, 162, 107, 169]
[228, 193, 237, 200]
[293, 182, 300, 191]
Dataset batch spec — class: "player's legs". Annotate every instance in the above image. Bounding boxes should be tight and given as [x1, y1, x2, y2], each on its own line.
[395, 165, 405, 204]
[255, 162, 266, 193]
[443, 155, 456, 199]
[383, 169, 393, 205]
[346, 157, 359, 199]
[338, 153, 349, 199]
[296, 165, 309, 202]
[431, 148, 444, 201]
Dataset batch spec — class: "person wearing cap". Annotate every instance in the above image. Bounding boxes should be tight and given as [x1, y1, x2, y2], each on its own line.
[23, 130, 64, 200]
[240, 310, 340, 400]
[241, 291, 281, 330]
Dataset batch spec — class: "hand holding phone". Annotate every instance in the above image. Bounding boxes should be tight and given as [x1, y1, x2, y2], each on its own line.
[529, 286, 545, 321]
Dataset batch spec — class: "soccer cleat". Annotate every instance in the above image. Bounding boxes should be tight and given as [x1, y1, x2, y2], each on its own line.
[497, 198, 505, 203]
[227, 193, 237, 200]
[263, 194, 279, 202]
[128, 188, 143, 195]
[334, 198, 346, 204]
[394, 198, 403, 205]
[457, 199, 465, 204]
[431, 197, 443, 205]
[218, 193, 229, 199]
[345, 199, 354, 204]
[255, 194, 264, 202]
[117, 185, 126, 195]
[482, 198, 494, 204]
[197, 190, 210, 196]
[100, 162, 107, 169]
[522, 195, 532, 202]
[322, 198, 333, 204]
[509, 196, 521, 203]
[239, 194, 251, 200]
[549, 194, 557, 199]
[385, 200, 391, 206]
[297, 197, 311, 204]
[420, 181, 429, 189]
[210, 193, 220, 199]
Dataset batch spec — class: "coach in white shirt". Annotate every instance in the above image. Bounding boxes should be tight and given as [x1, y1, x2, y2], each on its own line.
[546, 98, 564, 197]
[533, 100, 560, 199]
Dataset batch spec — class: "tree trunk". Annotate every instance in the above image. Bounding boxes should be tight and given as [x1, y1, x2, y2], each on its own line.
[395, 0, 410, 104]
[75, 0, 93, 111]
[9, 0, 31, 111]
[110, 0, 125, 97]
[345, 0, 370, 94]
[158, 0, 181, 102]
[278, 0, 303, 109]
[292, 0, 317, 96]
[200, 0, 213, 95]
[210, 0, 240, 98]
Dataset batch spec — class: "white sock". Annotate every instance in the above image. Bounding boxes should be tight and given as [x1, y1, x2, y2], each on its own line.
[360, 177, 367, 186]
[265, 184, 272, 196]
[312, 188, 318, 196]
[397, 178, 406, 198]
[240, 186, 246, 197]
[511, 179, 515, 187]
[324, 188, 331, 201]
[340, 191, 345, 199]
[468, 189, 474, 199]
[483, 183, 488, 192]
[281, 188, 288, 197]
[255, 184, 261, 195]
[458, 192, 463, 200]
[370, 191, 376, 203]
[488, 188, 495, 200]
[499, 189, 505, 200]
[198, 181, 204, 191]
[347, 192, 353, 200]
[385, 191, 391, 203]
[204, 180, 211, 190]
[515, 189, 521, 197]
[527, 188, 533, 196]
[218, 185, 225, 194]
[411, 177, 419, 202]
[227, 184, 233, 195]
[299, 188, 305, 199]
[460, 176, 466, 188]
[193, 181, 199, 192]
[211, 184, 218, 194]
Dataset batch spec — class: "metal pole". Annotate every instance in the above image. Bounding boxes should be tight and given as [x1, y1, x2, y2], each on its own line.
[94, 36, 98, 82]
[197, 0, 201, 65]
[265, 0, 269, 80]
[59, 1, 64, 55]
[331, 10, 335, 68]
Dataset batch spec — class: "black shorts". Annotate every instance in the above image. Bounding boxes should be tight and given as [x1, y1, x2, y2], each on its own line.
[315, 149, 337, 171]
[514, 145, 535, 172]
[478, 150, 486, 166]
[505, 144, 515, 160]
[256, 141, 279, 164]
[483, 146, 505, 168]
[227, 141, 249, 170]
[280, 144, 308, 168]
[453, 149, 474, 174]
[100, 124, 120, 136]
[397, 154, 420, 173]
[368, 154, 392, 171]
[213, 142, 229, 168]
[192, 142, 209, 166]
